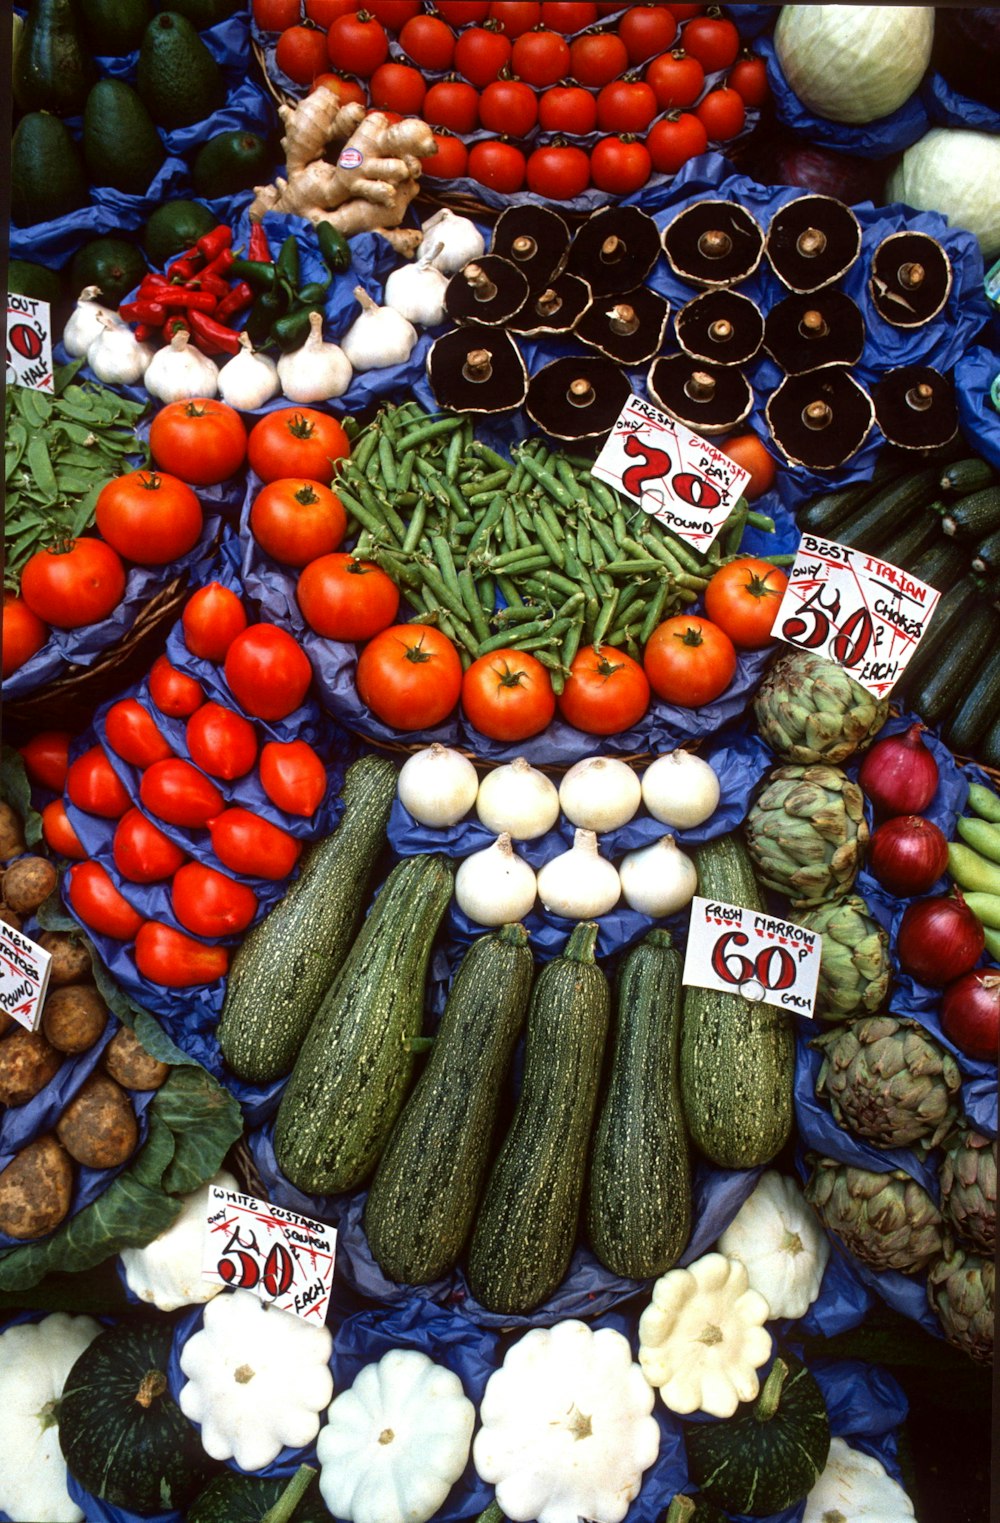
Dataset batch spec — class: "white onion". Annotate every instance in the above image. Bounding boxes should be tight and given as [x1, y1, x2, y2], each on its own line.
[641, 751, 720, 829]
[618, 835, 698, 918]
[537, 829, 621, 920]
[397, 744, 479, 827]
[476, 757, 560, 840]
[559, 757, 641, 833]
[455, 834, 537, 926]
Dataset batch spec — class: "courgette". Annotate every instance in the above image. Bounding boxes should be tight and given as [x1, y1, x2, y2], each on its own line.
[944, 647, 1000, 755]
[795, 461, 897, 536]
[585, 929, 691, 1280]
[908, 537, 968, 590]
[973, 526, 1000, 576]
[832, 464, 944, 554]
[877, 509, 941, 571]
[364, 923, 534, 1286]
[894, 574, 981, 700]
[968, 782, 1000, 823]
[981, 712, 1000, 772]
[680, 835, 794, 1169]
[942, 486, 1000, 541]
[273, 853, 454, 1195]
[900, 604, 1000, 727]
[467, 921, 610, 1315]
[218, 755, 397, 1083]
[940, 458, 996, 496]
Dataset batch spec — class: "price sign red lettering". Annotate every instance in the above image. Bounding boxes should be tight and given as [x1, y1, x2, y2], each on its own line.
[203, 1187, 336, 1324]
[683, 897, 821, 1019]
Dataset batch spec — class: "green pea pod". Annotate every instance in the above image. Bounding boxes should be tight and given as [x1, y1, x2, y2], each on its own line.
[271, 307, 315, 353]
[276, 234, 301, 287]
[316, 223, 351, 273]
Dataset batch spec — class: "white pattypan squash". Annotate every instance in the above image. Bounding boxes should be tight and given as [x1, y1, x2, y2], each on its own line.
[119, 1168, 239, 1312]
[178, 1288, 333, 1470]
[473, 1319, 660, 1523]
[803, 1437, 916, 1521]
[717, 1170, 830, 1320]
[317, 1347, 475, 1523]
[638, 1252, 772, 1417]
[0, 1313, 101, 1523]
[774, 6, 934, 125]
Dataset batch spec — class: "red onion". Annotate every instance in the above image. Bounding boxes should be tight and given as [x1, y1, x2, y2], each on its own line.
[897, 891, 985, 987]
[745, 131, 887, 205]
[942, 968, 1000, 1061]
[858, 724, 939, 817]
[868, 815, 949, 896]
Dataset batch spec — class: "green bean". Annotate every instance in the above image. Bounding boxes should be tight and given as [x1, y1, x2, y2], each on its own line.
[534, 515, 565, 570]
[395, 416, 463, 450]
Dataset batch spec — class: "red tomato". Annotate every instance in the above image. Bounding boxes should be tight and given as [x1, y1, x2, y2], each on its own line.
[365, 0, 420, 24]
[304, 0, 358, 22]
[526, 142, 590, 197]
[541, 1, 596, 29]
[21, 539, 126, 629]
[171, 862, 259, 938]
[619, 4, 676, 63]
[647, 111, 707, 173]
[19, 731, 72, 792]
[356, 623, 463, 730]
[135, 922, 229, 987]
[250, 479, 346, 568]
[276, 23, 330, 83]
[511, 28, 569, 86]
[148, 655, 204, 718]
[468, 138, 526, 192]
[247, 408, 349, 485]
[95, 470, 202, 567]
[310, 71, 366, 104]
[252, 0, 300, 28]
[454, 25, 512, 86]
[68, 862, 144, 940]
[326, 9, 388, 73]
[424, 131, 469, 178]
[186, 703, 258, 781]
[42, 800, 86, 861]
[140, 759, 225, 829]
[399, 13, 455, 69]
[224, 625, 313, 721]
[182, 583, 248, 663]
[2, 594, 47, 677]
[259, 740, 327, 817]
[538, 83, 597, 133]
[461, 649, 556, 741]
[104, 699, 174, 770]
[423, 79, 480, 133]
[209, 809, 303, 880]
[148, 399, 247, 487]
[370, 60, 427, 113]
[490, 1, 541, 36]
[704, 558, 788, 649]
[696, 86, 745, 140]
[296, 553, 400, 641]
[667, 2, 701, 16]
[728, 53, 768, 108]
[643, 615, 737, 707]
[683, 14, 739, 71]
[66, 747, 130, 819]
[645, 48, 704, 109]
[590, 135, 651, 193]
[596, 78, 657, 132]
[113, 809, 187, 884]
[718, 432, 777, 500]
[480, 78, 538, 136]
[557, 645, 650, 735]
[569, 31, 627, 86]
[437, 0, 489, 22]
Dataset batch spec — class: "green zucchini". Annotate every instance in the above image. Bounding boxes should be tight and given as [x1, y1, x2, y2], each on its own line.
[908, 537, 968, 590]
[467, 921, 610, 1315]
[795, 463, 897, 535]
[273, 853, 454, 1195]
[218, 755, 397, 1083]
[680, 835, 795, 1169]
[894, 574, 981, 700]
[973, 526, 1000, 576]
[941, 458, 996, 496]
[964, 892, 1000, 930]
[901, 605, 1000, 727]
[833, 464, 944, 554]
[942, 486, 1000, 541]
[945, 647, 1000, 754]
[585, 929, 691, 1280]
[981, 712, 1000, 772]
[968, 782, 1000, 823]
[947, 842, 1000, 897]
[876, 509, 941, 571]
[364, 923, 534, 1285]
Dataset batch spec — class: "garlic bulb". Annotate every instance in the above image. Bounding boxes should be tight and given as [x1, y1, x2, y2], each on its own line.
[218, 334, 280, 410]
[63, 286, 123, 357]
[559, 756, 642, 833]
[144, 330, 219, 403]
[641, 751, 720, 829]
[277, 312, 352, 403]
[397, 744, 479, 827]
[476, 757, 560, 840]
[384, 243, 449, 327]
[537, 829, 621, 920]
[455, 834, 537, 926]
[417, 208, 485, 274]
[85, 314, 154, 386]
[341, 287, 417, 372]
[618, 835, 697, 918]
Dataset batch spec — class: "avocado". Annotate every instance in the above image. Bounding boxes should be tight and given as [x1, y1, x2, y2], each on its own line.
[83, 79, 166, 195]
[7, 260, 66, 307]
[193, 130, 274, 200]
[11, 113, 89, 227]
[70, 239, 148, 306]
[143, 199, 217, 267]
[79, 0, 150, 54]
[136, 11, 226, 129]
[13, 0, 97, 115]
[164, 0, 243, 29]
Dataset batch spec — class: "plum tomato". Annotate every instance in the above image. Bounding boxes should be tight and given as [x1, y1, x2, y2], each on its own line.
[224, 624, 313, 721]
[68, 862, 144, 940]
[259, 739, 328, 818]
[135, 921, 229, 986]
[66, 746, 131, 819]
[182, 583, 248, 663]
[148, 655, 205, 718]
[104, 699, 175, 770]
[186, 702, 258, 781]
[113, 808, 187, 884]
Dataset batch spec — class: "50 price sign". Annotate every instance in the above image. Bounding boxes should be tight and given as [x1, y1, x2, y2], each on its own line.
[683, 897, 822, 1019]
[203, 1187, 336, 1324]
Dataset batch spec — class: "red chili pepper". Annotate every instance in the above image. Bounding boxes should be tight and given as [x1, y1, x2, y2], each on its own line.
[187, 307, 242, 356]
[196, 225, 232, 262]
[215, 281, 254, 323]
[164, 316, 190, 341]
[134, 323, 154, 342]
[156, 287, 220, 313]
[202, 247, 235, 280]
[138, 272, 175, 296]
[188, 272, 231, 299]
[167, 249, 205, 280]
[120, 298, 167, 325]
[248, 221, 271, 262]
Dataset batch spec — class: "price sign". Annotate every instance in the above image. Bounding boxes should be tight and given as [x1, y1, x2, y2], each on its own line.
[203, 1186, 337, 1325]
[592, 392, 751, 552]
[771, 533, 942, 698]
[682, 896, 821, 1020]
[6, 294, 53, 392]
[0, 922, 52, 1032]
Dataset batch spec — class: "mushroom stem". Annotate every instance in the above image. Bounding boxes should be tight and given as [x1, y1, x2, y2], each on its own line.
[905, 382, 935, 412]
[898, 261, 925, 290]
[802, 400, 833, 431]
[464, 264, 498, 302]
[799, 309, 829, 338]
[600, 235, 626, 263]
[567, 378, 596, 408]
[607, 303, 639, 336]
[697, 229, 733, 260]
[462, 349, 494, 383]
[535, 288, 563, 317]
[796, 226, 828, 258]
[708, 318, 734, 343]
[511, 235, 537, 261]
[684, 370, 717, 402]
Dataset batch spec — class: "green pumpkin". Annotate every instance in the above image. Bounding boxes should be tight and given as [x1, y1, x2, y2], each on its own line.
[58, 1320, 215, 1515]
[188, 1464, 325, 1523]
[685, 1356, 831, 1518]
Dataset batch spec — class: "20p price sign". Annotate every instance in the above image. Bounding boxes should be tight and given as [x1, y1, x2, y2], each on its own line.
[203, 1186, 337, 1325]
[772, 533, 942, 698]
[682, 896, 822, 1019]
[592, 393, 750, 553]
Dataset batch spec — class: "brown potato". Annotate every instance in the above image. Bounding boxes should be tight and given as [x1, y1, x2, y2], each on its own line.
[0, 1134, 73, 1239]
[56, 1072, 138, 1168]
[0, 804, 27, 865]
[0, 906, 23, 933]
[37, 931, 91, 986]
[0, 1012, 14, 1038]
[2, 856, 58, 916]
[0, 1028, 63, 1106]
[42, 984, 108, 1055]
[102, 1025, 169, 1091]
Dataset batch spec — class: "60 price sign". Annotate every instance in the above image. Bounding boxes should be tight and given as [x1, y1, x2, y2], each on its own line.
[683, 897, 822, 1019]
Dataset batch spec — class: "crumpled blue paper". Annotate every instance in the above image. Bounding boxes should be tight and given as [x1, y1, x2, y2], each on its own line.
[955, 344, 1000, 473]
[922, 72, 1000, 135]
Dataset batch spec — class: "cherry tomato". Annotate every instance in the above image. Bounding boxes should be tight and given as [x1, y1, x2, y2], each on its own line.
[454, 25, 512, 86]
[19, 731, 72, 792]
[511, 28, 570, 87]
[310, 71, 366, 104]
[148, 399, 247, 487]
[259, 740, 328, 817]
[66, 747, 131, 819]
[248, 408, 350, 485]
[696, 85, 745, 140]
[719, 433, 777, 500]
[21, 539, 126, 629]
[182, 583, 248, 662]
[480, 78, 538, 136]
[619, 4, 677, 63]
[590, 135, 651, 193]
[113, 808, 186, 884]
[423, 79, 480, 134]
[569, 31, 627, 86]
[148, 655, 204, 718]
[728, 52, 768, 108]
[424, 131, 469, 178]
[541, 1, 596, 29]
[538, 83, 597, 133]
[276, 24, 331, 83]
[647, 111, 707, 173]
[489, 1, 541, 36]
[399, 13, 455, 70]
[704, 557, 788, 649]
[186, 702, 258, 781]
[461, 649, 556, 741]
[468, 138, 526, 192]
[95, 470, 202, 568]
[104, 699, 175, 770]
[370, 60, 427, 113]
[645, 48, 704, 109]
[683, 14, 739, 72]
[68, 862, 144, 940]
[2, 594, 47, 677]
[297, 553, 400, 641]
[526, 142, 590, 197]
[365, 0, 421, 24]
[304, 0, 359, 22]
[224, 625, 312, 721]
[135, 922, 229, 987]
[437, 0, 489, 22]
[42, 800, 86, 860]
[209, 809, 303, 880]
[171, 862, 259, 939]
[356, 623, 463, 730]
[596, 78, 657, 132]
[140, 759, 225, 829]
[643, 614, 737, 707]
[252, 0, 300, 27]
[557, 645, 650, 735]
[326, 9, 388, 73]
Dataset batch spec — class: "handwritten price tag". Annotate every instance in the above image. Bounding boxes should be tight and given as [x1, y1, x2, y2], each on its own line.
[771, 534, 942, 698]
[0, 922, 52, 1032]
[203, 1187, 336, 1325]
[592, 393, 750, 552]
[6, 294, 53, 392]
[682, 896, 821, 1019]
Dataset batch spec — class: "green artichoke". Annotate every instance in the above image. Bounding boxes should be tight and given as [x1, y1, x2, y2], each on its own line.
[745, 765, 869, 907]
[804, 1156, 944, 1274]
[927, 1241, 994, 1365]
[813, 1015, 962, 1152]
[800, 895, 891, 1019]
[939, 1126, 996, 1255]
[753, 650, 889, 765]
